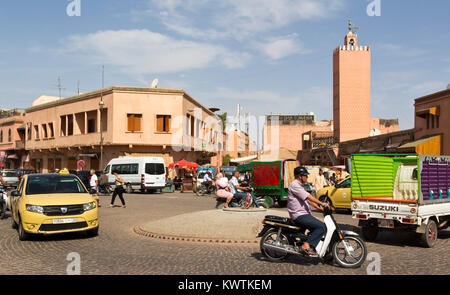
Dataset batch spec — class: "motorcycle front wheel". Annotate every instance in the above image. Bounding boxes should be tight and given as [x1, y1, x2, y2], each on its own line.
[332, 235, 367, 268]
[260, 228, 291, 262]
[195, 185, 205, 196]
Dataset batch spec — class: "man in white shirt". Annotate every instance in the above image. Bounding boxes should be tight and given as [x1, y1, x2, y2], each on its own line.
[313, 168, 328, 192]
[202, 172, 213, 190]
[229, 171, 249, 200]
[89, 169, 100, 207]
[89, 169, 98, 194]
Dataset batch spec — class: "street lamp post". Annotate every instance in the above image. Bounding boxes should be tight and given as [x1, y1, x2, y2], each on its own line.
[99, 65, 104, 171]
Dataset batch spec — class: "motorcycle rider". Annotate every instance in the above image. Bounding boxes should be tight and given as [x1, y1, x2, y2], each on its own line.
[288, 166, 329, 257]
[229, 171, 251, 202]
[202, 171, 213, 191]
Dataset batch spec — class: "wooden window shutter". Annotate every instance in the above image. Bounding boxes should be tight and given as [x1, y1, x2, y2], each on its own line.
[165, 116, 170, 132]
[135, 115, 141, 131]
[127, 114, 135, 131]
[157, 115, 164, 132]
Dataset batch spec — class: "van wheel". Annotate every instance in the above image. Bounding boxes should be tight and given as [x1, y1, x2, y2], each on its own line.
[125, 184, 133, 194]
[421, 219, 438, 248]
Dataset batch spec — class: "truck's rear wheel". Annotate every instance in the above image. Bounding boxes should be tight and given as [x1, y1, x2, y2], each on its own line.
[361, 225, 378, 242]
[421, 219, 438, 248]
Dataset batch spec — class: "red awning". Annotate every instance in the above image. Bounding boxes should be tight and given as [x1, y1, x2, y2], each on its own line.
[168, 160, 199, 170]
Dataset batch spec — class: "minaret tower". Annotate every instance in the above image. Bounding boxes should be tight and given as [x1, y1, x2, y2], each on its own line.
[333, 19, 371, 142]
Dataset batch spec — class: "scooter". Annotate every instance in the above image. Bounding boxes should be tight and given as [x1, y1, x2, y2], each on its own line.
[98, 184, 113, 196]
[216, 188, 268, 209]
[258, 205, 367, 268]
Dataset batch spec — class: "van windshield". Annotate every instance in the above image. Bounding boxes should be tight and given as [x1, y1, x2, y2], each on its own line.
[145, 163, 165, 175]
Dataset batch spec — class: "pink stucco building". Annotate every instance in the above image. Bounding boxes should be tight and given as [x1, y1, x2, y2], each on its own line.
[0, 114, 26, 169]
[24, 86, 222, 172]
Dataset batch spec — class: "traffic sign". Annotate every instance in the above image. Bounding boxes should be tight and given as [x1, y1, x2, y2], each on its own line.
[77, 159, 86, 168]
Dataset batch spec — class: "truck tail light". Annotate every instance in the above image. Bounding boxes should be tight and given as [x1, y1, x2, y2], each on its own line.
[356, 214, 367, 219]
[402, 218, 415, 224]
[141, 174, 145, 184]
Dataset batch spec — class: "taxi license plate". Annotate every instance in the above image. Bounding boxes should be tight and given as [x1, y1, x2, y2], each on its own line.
[52, 218, 77, 224]
[378, 219, 394, 229]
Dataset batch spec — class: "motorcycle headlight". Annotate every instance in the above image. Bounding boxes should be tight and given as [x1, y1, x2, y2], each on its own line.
[83, 202, 96, 211]
[26, 204, 44, 214]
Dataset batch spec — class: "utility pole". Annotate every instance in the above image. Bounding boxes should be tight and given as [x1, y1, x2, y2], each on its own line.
[99, 66, 105, 170]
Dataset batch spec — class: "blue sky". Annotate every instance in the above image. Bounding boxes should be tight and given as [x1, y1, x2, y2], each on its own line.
[0, 0, 449, 144]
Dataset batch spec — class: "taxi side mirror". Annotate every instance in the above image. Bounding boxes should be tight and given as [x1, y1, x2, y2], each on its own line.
[11, 190, 20, 197]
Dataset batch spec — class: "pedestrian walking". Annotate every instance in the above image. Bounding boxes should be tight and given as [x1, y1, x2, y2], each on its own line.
[110, 171, 126, 208]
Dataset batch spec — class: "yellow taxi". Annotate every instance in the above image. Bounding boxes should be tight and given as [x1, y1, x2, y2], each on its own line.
[10, 173, 99, 240]
[316, 176, 351, 209]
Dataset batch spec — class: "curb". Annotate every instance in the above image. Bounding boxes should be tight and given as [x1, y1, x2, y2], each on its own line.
[133, 225, 259, 245]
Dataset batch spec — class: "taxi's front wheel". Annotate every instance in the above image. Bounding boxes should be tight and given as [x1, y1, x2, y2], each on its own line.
[18, 219, 31, 241]
[87, 226, 99, 238]
[10, 214, 17, 229]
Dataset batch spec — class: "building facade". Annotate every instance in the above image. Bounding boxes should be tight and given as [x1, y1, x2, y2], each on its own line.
[0, 115, 26, 169]
[413, 87, 450, 155]
[24, 86, 222, 172]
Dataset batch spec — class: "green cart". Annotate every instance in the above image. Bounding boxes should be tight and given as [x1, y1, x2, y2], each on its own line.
[238, 159, 300, 208]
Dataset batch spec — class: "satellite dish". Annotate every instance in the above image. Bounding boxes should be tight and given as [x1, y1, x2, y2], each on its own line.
[151, 79, 159, 88]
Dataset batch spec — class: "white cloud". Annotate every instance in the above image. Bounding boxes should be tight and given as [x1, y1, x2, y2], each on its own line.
[60, 29, 251, 75]
[254, 34, 307, 60]
[374, 43, 427, 58]
[149, 0, 346, 40]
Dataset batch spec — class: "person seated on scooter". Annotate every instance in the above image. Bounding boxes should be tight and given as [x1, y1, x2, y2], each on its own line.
[288, 166, 330, 257]
[215, 177, 234, 207]
[229, 171, 251, 202]
[202, 171, 213, 190]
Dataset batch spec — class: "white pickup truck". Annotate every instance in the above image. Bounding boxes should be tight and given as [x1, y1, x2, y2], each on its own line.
[351, 154, 450, 247]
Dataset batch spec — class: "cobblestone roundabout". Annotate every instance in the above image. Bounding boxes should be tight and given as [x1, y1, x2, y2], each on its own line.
[0, 192, 449, 275]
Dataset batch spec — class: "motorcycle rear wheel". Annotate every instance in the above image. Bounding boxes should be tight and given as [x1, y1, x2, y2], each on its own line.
[260, 229, 291, 262]
[332, 236, 367, 268]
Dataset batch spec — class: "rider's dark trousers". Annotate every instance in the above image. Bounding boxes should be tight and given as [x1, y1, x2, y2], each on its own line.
[294, 214, 326, 248]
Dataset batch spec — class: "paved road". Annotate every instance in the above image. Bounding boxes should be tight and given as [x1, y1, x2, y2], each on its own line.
[0, 191, 449, 275]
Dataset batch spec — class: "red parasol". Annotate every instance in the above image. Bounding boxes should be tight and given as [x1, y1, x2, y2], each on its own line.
[168, 160, 199, 170]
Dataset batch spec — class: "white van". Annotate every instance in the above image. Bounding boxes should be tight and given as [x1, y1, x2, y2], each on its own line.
[104, 157, 166, 193]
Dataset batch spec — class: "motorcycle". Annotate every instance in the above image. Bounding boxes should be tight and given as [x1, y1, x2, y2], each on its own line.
[258, 205, 367, 268]
[0, 188, 8, 219]
[216, 188, 268, 209]
[98, 184, 113, 196]
[195, 182, 216, 196]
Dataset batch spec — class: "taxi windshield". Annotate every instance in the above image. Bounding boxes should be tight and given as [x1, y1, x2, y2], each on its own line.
[25, 175, 88, 195]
